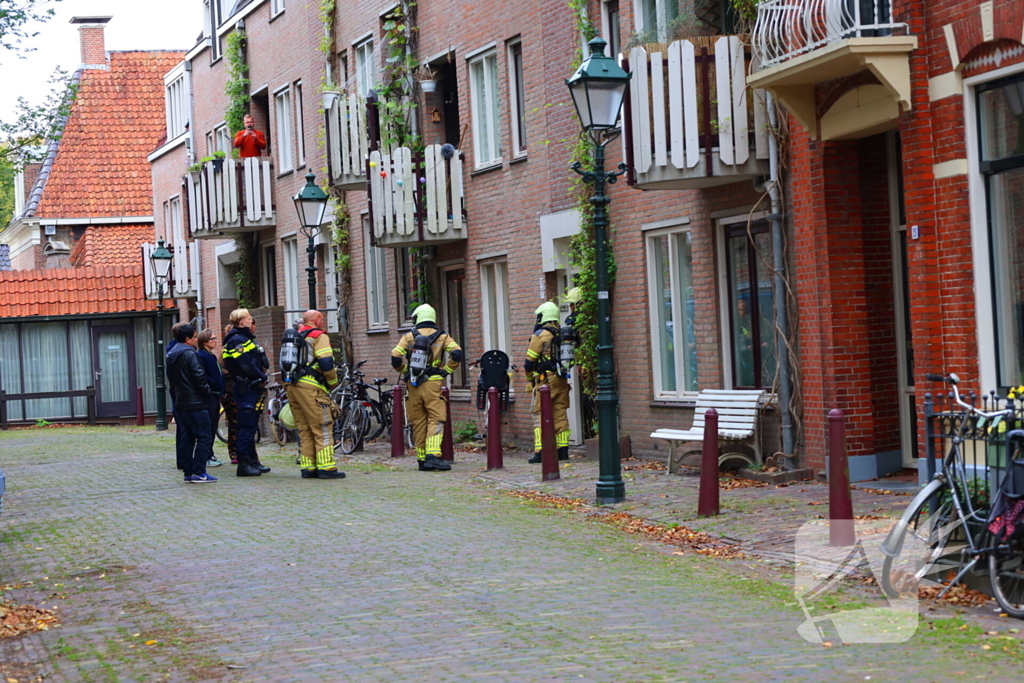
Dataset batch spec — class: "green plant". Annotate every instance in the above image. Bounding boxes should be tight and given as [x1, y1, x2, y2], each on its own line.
[454, 420, 477, 443]
[223, 30, 250, 140]
[233, 234, 258, 309]
[375, 1, 420, 151]
[35, 419, 52, 427]
[942, 477, 991, 512]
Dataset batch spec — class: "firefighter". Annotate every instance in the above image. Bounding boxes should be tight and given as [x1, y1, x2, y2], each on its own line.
[221, 309, 269, 477]
[391, 304, 463, 471]
[525, 301, 572, 463]
[287, 310, 346, 480]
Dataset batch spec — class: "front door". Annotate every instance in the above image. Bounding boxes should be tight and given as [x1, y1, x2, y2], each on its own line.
[91, 325, 137, 418]
[555, 264, 587, 446]
[442, 268, 468, 388]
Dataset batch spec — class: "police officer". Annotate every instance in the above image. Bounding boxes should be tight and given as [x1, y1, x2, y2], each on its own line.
[391, 304, 463, 471]
[525, 301, 572, 463]
[221, 309, 270, 477]
[287, 309, 346, 480]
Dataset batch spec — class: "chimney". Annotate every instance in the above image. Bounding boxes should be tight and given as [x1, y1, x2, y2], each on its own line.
[70, 16, 112, 67]
[43, 241, 72, 270]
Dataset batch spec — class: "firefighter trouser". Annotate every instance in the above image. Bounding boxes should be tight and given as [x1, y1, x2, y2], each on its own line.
[407, 379, 447, 460]
[532, 374, 571, 451]
[233, 383, 260, 467]
[286, 383, 338, 472]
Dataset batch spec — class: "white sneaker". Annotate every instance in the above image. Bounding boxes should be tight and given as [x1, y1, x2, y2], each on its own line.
[207, 458, 223, 467]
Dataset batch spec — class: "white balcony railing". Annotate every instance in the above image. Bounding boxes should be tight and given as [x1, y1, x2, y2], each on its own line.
[624, 37, 769, 190]
[753, 0, 907, 68]
[185, 157, 275, 238]
[368, 144, 466, 248]
[324, 91, 368, 191]
[142, 241, 199, 299]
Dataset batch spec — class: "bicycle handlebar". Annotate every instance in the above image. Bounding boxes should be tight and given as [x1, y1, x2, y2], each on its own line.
[927, 371, 1011, 419]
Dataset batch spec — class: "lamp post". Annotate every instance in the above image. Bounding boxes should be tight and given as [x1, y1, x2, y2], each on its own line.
[293, 172, 330, 310]
[566, 37, 631, 505]
[150, 240, 173, 432]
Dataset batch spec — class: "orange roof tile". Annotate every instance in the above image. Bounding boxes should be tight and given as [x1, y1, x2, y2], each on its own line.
[69, 223, 153, 268]
[35, 51, 185, 219]
[0, 266, 158, 318]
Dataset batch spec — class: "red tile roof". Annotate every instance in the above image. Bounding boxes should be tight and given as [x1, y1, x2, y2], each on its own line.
[0, 266, 158, 318]
[35, 51, 185, 219]
[70, 223, 153, 268]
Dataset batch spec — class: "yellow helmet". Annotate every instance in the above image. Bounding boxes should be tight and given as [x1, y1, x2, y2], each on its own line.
[412, 303, 437, 325]
[564, 287, 582, 304]
[535, 301, 560, 325]
[278, 403, 296, 431]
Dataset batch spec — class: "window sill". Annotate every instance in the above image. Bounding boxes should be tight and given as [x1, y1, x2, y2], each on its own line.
[276, 169, 295, 179]
[210, 56, 224, 67]
[509, 154, 527, 165]
[269, 9, 286, 23]
[649, 398, 697, 409]
[365, 327, 390, 335]
[470, 162, 503, 177]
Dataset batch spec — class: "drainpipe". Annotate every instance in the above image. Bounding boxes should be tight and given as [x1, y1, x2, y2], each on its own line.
[767, 92, 795, 467]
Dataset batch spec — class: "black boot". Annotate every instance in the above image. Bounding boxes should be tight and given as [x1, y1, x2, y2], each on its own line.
[317, 468, 346, 479]
[558, 446, 569, 461]
[420, 456, 451, 471]
[300, 469, 318, 479]
[528, 452, 542, 464]
[255, 461, 271, 473]
[236, 463, 263, 477]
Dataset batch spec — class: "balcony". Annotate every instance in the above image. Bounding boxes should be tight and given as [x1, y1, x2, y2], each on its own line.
[141, 241, 198, 299]
[623, 37, 770, 191]
[324, 91, 368, 191]
[748, 0, 917, 140]
[185, 157, 275, 239]
[368, 144, 466, 249]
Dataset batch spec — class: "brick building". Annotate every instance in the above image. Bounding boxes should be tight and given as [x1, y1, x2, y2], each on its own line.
[150, 0, 1023, 479]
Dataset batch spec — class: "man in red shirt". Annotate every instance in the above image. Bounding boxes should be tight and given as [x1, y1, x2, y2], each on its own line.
[233, 114, 267, 158]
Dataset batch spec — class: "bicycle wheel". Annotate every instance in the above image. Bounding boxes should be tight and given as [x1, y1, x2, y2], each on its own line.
[880, 484, 958, 599]
[339, 404, 367, 455]
[989, 540, 1024, 618]
[365, 400, 387, 441]
[216, 405, 228, 444]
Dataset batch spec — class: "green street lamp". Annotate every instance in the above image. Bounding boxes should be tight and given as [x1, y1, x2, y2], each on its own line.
[566, 37, 631, 505]
[293, 172, 329, 310]
[150, 240, 173, 432]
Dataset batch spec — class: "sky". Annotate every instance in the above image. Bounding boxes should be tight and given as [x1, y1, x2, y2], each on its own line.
[1, 0, 202, 124]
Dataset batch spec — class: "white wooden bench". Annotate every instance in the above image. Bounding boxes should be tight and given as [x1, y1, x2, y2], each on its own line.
[650, 389, 768, 474]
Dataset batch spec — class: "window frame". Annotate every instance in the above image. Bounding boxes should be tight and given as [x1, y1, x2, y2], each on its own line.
[479, 259, 512, 358]
[262, 243, 279, 307]
[164, 66, 189, 140]
[294, 81, 306, 167]
[271, 0, 286, 17]
[274, 86, 294, 172]
[282, 237, 300, 314]
[213, 124, 232, 155]
[354, 37, 376, 97]
[507, 39, 527, 157]
[468, 48, 502, 168]
[722, 219, 775, 390]
[602, 0, 622, 59]
[645, 224, 698, 399]
[365, 217, 390, 330]
[635, 0, 678, 43]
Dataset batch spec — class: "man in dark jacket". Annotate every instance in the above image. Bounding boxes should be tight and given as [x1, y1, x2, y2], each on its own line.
[166, 324, 217, 483]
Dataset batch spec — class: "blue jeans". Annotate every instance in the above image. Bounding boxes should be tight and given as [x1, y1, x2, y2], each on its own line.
[176, 408, 213, 478]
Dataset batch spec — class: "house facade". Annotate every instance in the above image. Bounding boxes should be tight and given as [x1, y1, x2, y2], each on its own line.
[0, 18, 180, 424]
[152, 0, 1023, 478]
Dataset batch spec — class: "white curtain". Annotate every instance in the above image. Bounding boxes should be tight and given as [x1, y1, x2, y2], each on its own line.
[70, 321, 91, 417]
[22, 322, 71, 419]
[134, 317, 169, 413]
[0, 324, 23, 421]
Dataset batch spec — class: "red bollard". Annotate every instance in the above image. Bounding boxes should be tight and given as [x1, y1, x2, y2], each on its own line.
[390, 384, 405, 458]
[135, 386, 145, 426]
[829, 408, 855, 547]
[697, 408, 720, 518]
[441, 386, 454, 461]
[539, 385, 559, 481]
[486, 387, 503, 470]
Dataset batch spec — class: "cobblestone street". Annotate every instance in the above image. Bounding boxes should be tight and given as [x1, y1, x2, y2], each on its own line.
[2, 427, 1023, 682]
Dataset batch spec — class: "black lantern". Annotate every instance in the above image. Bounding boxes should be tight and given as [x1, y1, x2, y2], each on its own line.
[565, 37, 631, 138]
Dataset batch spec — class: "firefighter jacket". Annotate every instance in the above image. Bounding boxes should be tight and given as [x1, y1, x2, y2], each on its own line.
[524, 323, 565, 382]
[391, 325, 462, 381]
[295, 324, 338, 393]
[222, 326, 268, 387]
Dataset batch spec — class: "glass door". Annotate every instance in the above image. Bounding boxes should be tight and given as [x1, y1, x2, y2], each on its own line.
[91, 325, 137, 418]
[725, 222, 775, 389]
[442, 268, 468, 388]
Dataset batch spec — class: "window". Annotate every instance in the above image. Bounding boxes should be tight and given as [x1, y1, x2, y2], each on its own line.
[271, 0, 285, 15]
[646, 228, 697, 397]
[602, 0, 621, 59]
[214, 125, 232, 155]
[168, 196, 184, 245]
[366, 221, 389, 328]
[206, 0, 226, 60]
[480, 260, 512, 356]
[262, 244, 279, 307]
[294, 81, 305, 166]
[275, 88, 294, 172]
[354, 39, 376, 97]
[507, 41, 527, 156]
[282, 237, 300, 313]
[397, 247, 421, 323]
[979, 74, 1024, 388]
[469, 49, 501, 167]
[638, 0, 679, 43]
[443, 269, 468, 387]
[165, 70, 189, 139]
[724, 222, 775, 389]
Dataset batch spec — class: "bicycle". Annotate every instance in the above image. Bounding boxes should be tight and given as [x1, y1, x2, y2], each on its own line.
[880, 372, 1024, 617]
[264, 379, 293, 446]
[216, 395, 262, 445]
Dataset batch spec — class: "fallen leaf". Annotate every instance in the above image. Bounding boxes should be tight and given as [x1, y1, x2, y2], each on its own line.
[145, 640, 158, 645]
[823, 641, 833, 647]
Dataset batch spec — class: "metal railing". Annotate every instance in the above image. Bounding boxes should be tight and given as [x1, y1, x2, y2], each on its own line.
[0, 387, 97, 429]
[752, 0, 907, 68]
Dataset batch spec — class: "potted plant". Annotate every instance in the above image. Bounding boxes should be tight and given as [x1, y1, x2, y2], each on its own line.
[210, 150, 227, 172]
[187, 161, 203, 180]
[415, 65, 438, 93]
